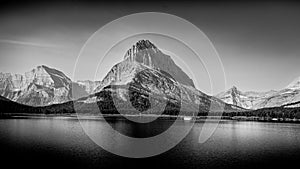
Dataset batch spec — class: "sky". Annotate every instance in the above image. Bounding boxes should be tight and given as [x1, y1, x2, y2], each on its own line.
[0, 0, 300, 93]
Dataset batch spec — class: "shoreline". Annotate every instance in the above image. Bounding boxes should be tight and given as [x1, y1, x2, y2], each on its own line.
[1, 113, 300, 124]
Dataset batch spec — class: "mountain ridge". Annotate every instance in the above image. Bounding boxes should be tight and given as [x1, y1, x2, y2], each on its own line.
[216, 84, 300, 109]
[0, 65, 89, 106]
[1, 39, 299, 112]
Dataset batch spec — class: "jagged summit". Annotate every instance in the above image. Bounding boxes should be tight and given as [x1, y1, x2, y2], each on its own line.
[136, 39, 157, 50]
[124, 39, 158, 61]
[119, 39, 195, 88]
[221, 86, 240, 96]
[215, 86, 256, 109]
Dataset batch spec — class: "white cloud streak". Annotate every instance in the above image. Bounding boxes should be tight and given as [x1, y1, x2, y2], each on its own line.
[0, 39, 59, 48]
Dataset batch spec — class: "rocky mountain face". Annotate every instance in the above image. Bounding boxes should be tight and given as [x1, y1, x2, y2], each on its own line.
[125, 40, 195, 88]
[0, 65, 89, 106]
[216, 77, 300, 110]
[94, 40, 194, 92]
[85, 40, 240, 114]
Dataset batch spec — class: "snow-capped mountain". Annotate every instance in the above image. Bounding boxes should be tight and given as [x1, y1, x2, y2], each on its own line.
[0, 65, 88, 106]
[216, 77, 300, 110]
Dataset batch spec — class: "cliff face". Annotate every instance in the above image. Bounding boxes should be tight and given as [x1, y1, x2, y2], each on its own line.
[0, 73, 23, 100]
[94, 40, 195, 92]
[93, 40, 198, 104]
[123, 40, 195, 87]
[90, 40, 237, 114]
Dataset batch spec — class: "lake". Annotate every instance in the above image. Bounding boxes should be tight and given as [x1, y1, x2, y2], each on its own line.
[0, 117, 300, 169]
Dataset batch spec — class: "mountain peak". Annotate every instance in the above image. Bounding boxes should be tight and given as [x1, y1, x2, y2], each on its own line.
[124, 39, 158, 61]
[25, 65, 72, 89]
[40, 65, 51, 69]
[135, 39, 157, 50]
[119, 40, 195, 87]
[231, 86, 238, 91]
[35, 65, 51, 70]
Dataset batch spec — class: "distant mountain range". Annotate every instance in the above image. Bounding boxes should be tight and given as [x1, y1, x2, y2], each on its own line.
[0, 65, 94, 106]
[0, 39, 299, 116]
[215, 77, 300, 109]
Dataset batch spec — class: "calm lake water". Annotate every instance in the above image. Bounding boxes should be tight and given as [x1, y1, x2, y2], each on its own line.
[0, 118, 300, 169]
